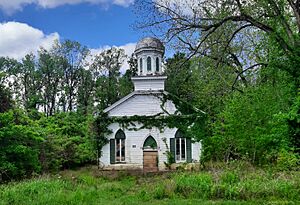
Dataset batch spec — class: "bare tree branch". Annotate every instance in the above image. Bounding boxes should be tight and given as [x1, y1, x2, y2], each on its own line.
[287, 0, 300, 32]
[232, 63, 268, 91]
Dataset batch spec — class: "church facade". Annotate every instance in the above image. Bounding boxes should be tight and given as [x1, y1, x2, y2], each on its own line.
[100, 37, 202, 171]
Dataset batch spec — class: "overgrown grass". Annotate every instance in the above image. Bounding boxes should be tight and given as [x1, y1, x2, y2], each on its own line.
[0, 163, 299, 205]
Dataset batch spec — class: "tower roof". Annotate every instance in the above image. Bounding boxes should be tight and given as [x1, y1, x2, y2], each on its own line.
[135, 37, 165, 53]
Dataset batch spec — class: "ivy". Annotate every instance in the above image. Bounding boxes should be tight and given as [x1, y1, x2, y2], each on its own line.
[92, 92, 207, 155]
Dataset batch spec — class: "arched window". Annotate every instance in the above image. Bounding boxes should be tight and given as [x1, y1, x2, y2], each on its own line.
[170, 130, 192, 163]
[143, 136, 157, 149]
[147, 56, 152, 71]
[110, 129, 126, 163]
[156, 57, 160, 72]
[175, 130, 186, 161]
[139, 58, 143, 72]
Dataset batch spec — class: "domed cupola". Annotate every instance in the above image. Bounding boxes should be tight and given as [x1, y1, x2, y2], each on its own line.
[132, 37, 167, 92]
[135, 37, 165, 76]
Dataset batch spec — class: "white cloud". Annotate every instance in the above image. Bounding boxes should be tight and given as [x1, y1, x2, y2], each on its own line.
[0, 21, 59, 60]
[90, 42, 136, 74]
[0, 21, 136, 73]
[0, 0, 134, 14]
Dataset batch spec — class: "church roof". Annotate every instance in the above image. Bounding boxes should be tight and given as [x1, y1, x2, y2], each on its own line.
[103, 90, 167, 114]
[135, 37, 165, 53]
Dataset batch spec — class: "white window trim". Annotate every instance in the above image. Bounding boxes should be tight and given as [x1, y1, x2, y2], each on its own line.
[175, 138, 186, 162]
[115, 139, 126, 162]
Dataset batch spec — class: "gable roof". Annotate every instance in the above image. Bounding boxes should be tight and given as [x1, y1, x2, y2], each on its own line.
[103, 90, 206, 116]
[103, 90, 166, 113]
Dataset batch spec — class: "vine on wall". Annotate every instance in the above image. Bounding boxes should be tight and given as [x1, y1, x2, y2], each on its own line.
[92, 92, 207, 157]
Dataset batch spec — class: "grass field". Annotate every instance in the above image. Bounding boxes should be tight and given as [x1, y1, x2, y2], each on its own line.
[1, 163, 299, 205]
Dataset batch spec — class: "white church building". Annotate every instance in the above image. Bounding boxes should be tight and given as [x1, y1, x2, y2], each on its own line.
[100, 37, 202, 171]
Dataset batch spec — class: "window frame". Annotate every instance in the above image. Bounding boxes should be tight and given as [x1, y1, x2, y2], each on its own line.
[147, 56, 152, 71]
[115, 138, 125, 162]
[175, 137, 186, 162]
[139, 58, 143, 73]
[155, 57, 159, 72]
[115, 129, 126, 163]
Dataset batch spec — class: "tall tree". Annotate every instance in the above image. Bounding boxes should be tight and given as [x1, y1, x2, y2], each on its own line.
[135, 0, 300, 84]
[21, 54, 42, 111]
[52, 40, 90, 112]
[38, 48, 64, 116]
[90, 47, 126, 108]
[77, 68, 94, 115]
[0, 72, 13, 113]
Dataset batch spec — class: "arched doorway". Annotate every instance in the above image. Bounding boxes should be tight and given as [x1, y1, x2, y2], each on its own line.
[143, 136, 158, 172]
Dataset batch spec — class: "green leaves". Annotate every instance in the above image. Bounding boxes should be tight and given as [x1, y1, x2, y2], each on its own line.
[0, 110, 95, 181]
[0, 110, 42, 181]
[208, 82, 293, 164]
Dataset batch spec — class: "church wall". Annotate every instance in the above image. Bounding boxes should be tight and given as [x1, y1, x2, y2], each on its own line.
[133, 79, 165, 91]
[108, 94, 177, 117]
[100, 122, 202, 170]
[100, 122, 177, 169]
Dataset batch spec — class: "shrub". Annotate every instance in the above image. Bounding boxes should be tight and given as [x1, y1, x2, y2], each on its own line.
[276, 149, 299, 171]
[208, 83, 293, 165]
[38, 112, 95, 172]
[174, 173, 213, 198]
[0, 110, 43, 181]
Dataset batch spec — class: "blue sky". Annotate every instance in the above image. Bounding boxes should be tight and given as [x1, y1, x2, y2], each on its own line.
[0, 3, 139, 47]
[0, 0, 146, 69]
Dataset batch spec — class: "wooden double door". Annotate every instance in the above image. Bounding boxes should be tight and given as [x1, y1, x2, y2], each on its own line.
[143, 150, 158, 172]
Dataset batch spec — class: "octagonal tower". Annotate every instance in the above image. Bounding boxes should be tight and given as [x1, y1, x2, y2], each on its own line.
[132, 37, 167, 92]
[135, 37, 165, 76]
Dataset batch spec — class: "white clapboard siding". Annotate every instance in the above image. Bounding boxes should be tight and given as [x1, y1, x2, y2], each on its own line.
[100, 89, 202, 170]
[99, 122, 202, 169]
[108, 93, 177, 117]
[132, 76, 167, 91]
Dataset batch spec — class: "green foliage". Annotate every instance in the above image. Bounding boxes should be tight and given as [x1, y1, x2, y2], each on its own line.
[276, 149, 299, 171]
[208, 82, 293, 164]
[91, 112, 111, 165]
[0, 84, 13, 113]
[220, 171, 240, 185]
[1, 165, 300, 204]
[0, 110, 95, 181]
[0, 110, 43, 180]
[165, 53, 192, 100]
[287, 90, 300, 152]
[38, 112, 94, 171]
[162, 137, 175, 168]
[175, 173, 213, 199]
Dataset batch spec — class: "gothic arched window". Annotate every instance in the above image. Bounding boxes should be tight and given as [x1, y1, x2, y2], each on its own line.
[147, 56, 152, 71]
[156, 57, 159, 72]
[110, 129, 126, 163]
[143, 135, 157, 149]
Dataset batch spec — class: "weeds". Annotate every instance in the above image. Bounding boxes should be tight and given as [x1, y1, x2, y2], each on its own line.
[0, 164, 299, 205]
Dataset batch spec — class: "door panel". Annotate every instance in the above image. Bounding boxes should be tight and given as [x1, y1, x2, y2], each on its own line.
[143, 151, 158, 172]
